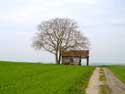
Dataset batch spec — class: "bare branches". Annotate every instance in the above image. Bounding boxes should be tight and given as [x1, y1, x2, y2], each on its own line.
[32, 18, 90, 64]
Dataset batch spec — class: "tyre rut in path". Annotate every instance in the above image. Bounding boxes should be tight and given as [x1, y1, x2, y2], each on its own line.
[103, 68, 125, 94]
[86, 67, 102, 94]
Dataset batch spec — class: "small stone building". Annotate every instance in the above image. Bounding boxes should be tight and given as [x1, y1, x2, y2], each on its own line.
[62, 50, 89, 66]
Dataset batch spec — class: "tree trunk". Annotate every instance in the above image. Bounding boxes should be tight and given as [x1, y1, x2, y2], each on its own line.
[55, 54, 59, 64]
[55, 49, 62, 64]
[58, 49, 62, 64]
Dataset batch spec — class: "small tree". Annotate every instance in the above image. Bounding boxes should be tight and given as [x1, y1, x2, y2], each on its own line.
[32, 18, 90, 64]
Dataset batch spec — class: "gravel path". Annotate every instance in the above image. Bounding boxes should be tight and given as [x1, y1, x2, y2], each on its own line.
[104, 68, 125, 94]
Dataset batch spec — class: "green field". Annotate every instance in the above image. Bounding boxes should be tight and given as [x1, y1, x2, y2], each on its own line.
[0, 61, 94, 94]
[109, 66, 125, 83]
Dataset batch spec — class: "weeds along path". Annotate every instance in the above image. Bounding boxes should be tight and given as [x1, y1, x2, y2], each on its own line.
[104, 68, 125, 94]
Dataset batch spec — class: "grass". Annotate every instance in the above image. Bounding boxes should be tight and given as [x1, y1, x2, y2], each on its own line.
[108, 65, 125, 83]
[0, 61, 94, 94]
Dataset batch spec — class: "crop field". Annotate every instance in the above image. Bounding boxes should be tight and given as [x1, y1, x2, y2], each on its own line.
[109, 65, 125, 83]
[0, 61, 94, 94]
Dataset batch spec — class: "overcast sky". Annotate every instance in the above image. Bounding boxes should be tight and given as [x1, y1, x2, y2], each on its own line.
[0, 0, 125, 65]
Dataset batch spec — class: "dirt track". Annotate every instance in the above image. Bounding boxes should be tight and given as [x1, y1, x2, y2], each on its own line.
[86, 67, 101, 94]
[86, 67, 125, 94]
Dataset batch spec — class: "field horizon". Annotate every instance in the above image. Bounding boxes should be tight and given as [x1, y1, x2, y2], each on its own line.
[0, 61, 94, 94]
[0, 61, 125, 94]
[0, 60, 125, 66]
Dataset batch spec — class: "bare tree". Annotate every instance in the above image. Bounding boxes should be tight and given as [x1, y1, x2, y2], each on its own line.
[32, 18, 90, 64]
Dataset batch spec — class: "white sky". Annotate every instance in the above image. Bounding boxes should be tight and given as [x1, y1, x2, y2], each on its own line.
[0, 0, 125, 65]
